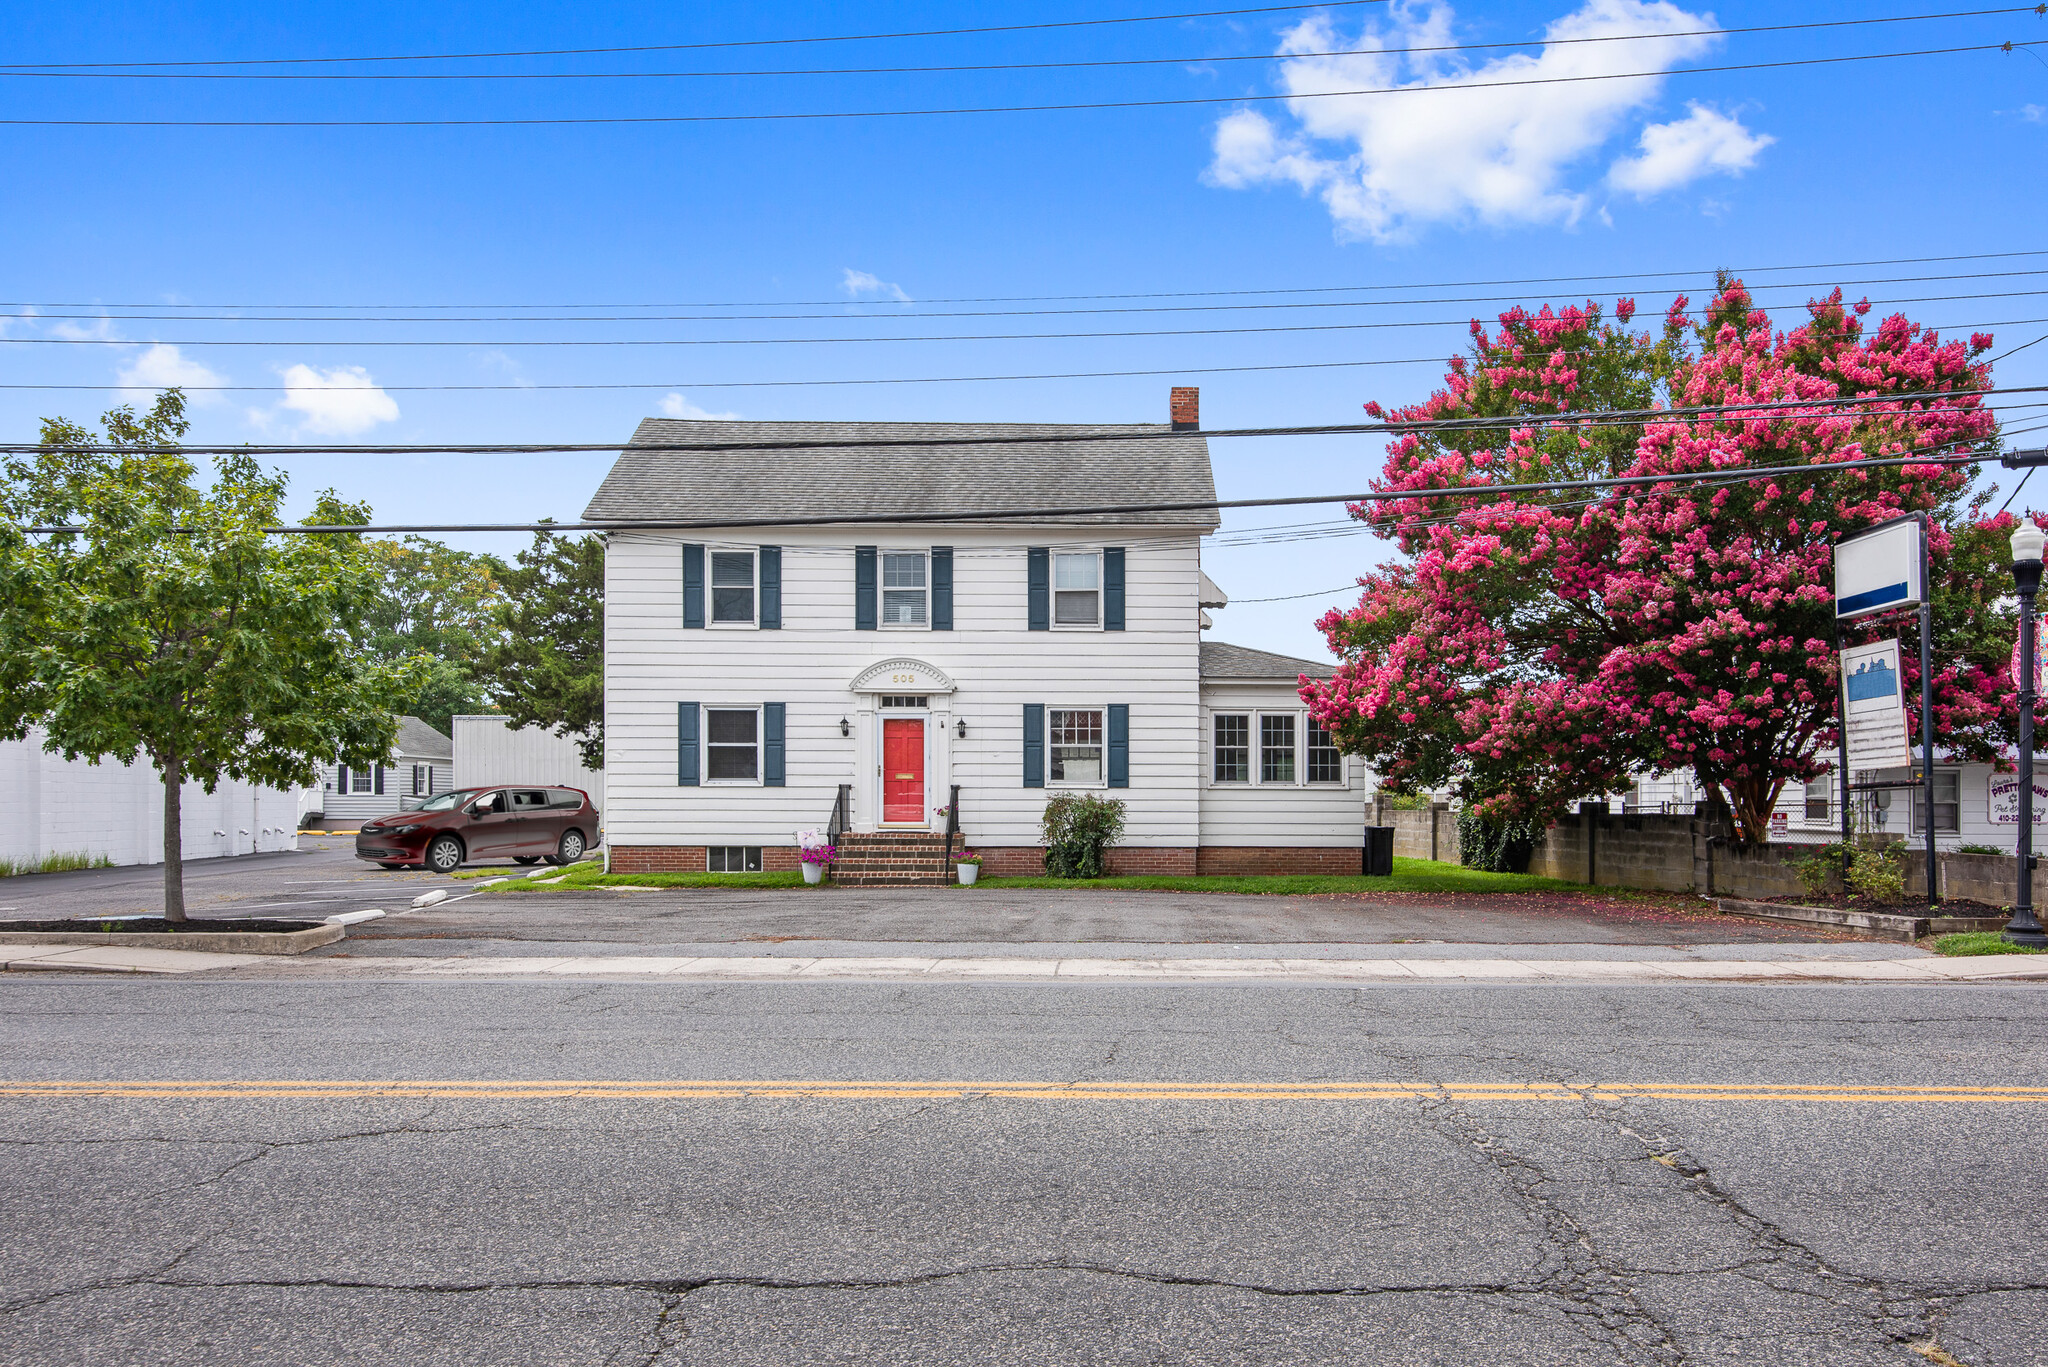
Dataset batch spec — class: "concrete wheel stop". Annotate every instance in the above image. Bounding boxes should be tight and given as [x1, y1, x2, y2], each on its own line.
[0, 917, 345, 955]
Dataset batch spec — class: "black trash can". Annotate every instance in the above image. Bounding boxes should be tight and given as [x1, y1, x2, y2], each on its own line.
[1362, 825, 1396, 877]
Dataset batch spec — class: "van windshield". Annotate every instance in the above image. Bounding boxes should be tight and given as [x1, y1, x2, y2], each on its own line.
[413, 792, 465, 813]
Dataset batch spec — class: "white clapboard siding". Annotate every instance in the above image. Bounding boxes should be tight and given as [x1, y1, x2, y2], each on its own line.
[1198, 683, 1367, 845]
[604, 526, 1203, 848]
[0, 729, 300, 867]
[315, 759, 453, 822]
[452, 715, 604, 810]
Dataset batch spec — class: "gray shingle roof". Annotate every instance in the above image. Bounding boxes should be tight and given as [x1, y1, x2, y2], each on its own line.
[582, 419, 1219, 530]
[394, 715, 453, 761]
[1200, 641, 1337, 681]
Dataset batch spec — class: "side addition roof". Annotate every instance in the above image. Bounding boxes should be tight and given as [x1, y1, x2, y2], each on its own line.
[1199, 641, 1337, 681]
[394, 715, 454, 761]
[582, 419, 1219, 530]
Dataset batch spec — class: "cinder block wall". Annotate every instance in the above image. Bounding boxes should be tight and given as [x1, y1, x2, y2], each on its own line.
[1376, 803, 1461, 863]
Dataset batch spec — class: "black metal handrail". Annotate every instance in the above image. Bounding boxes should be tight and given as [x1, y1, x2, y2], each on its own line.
[943, 784, 960, 881]
[827, 783, 851, 847]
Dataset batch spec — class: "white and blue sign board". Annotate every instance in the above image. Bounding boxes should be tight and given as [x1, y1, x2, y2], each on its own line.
[1841, 638, 1913, 770]
[1835, 517, 1924, 620]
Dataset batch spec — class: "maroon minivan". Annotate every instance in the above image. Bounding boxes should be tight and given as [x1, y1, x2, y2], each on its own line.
[355, 786, 599, 873]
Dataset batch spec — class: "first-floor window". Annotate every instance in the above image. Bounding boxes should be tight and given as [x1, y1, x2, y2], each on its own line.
[1307, 718, 1343, 784]
[1260, 715, 1296, 784]
[351, 767, 375, 794]
[708, 846, 762, 872]
[705, 708, 761, 782]
[1911, 771, 1961, 834]
[1049, 709, 1104, 784]
[1804, 775, 1832, 822]
[1213, 714, 1250, 782]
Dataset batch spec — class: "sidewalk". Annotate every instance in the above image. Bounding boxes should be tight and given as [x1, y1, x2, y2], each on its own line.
[7, 942, 2046, 983]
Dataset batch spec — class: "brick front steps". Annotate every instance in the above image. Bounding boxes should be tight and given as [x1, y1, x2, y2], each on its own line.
[831, 831, 966, 887]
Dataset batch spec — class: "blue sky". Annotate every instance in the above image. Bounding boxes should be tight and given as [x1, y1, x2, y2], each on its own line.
[4, 0, 2045, 660]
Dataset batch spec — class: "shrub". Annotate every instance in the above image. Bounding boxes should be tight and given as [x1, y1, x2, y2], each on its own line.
[1794, 843, 1854, 899]
[1457, 812, 1546, 874]
[1846, 842, 1907, 902]
[1041, 792, 1126, 879]
[1378, 790, 1434, 811]
[1955, 843, 2004, 857]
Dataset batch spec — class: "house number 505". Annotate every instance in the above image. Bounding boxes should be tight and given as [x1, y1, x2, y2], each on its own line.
[892, 673, 918, 684]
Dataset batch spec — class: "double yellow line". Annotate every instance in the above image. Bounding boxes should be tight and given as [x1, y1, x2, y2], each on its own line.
[3, 1080, 2046, 1103]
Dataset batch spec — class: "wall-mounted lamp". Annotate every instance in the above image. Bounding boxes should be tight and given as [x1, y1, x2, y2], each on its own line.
[956, 717, 968, 739]
[839, 716, 852, 738]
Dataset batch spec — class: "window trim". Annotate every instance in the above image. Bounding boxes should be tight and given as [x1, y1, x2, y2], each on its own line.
[1306, 717, 1345, 786]
[1212, 713, 1252, 784]
[1260, 713, 1298, 786]
[702, 704, 765, 785]
[1050, 550, 1103, 631]
[1910, 769, 1963, 835]
[1206, 708, 1346, 788]
[1046, 704, 1108, 788]
[878, 548, 932, 630]
[350, 767, 375, 795]
[707, 547, 760, 629]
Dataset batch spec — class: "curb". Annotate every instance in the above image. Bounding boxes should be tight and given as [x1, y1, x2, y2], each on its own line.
[1714, 898, 2007, 943]
[0, 923, 344, 956]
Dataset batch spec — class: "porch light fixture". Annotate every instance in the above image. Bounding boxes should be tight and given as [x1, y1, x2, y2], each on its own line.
[2007, 518, 2047, 948]
[956, 718, 968, 739]
[839, 716, 851, 738]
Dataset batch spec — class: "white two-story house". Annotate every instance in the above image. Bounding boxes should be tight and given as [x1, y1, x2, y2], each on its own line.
[587, 389, 1368, 881]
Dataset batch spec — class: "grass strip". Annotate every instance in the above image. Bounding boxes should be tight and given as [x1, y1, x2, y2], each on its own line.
[1933, 930, 2046, 956]
[974, 859, 1600, 897]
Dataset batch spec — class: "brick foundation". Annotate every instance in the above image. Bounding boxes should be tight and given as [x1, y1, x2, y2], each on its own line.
[974, 847, 1202, 876]
[1195, 846, 1364, 876]
[608, 845, 799, 874]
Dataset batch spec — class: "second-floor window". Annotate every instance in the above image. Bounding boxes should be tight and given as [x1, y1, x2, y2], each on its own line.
[705, 708, 761, 782]
[711, 550, 756, 624]
[1054, 552, 1100, 626]
[882, 551, 929, 626]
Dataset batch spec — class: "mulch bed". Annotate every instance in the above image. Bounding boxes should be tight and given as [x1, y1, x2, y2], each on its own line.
[1756, 894, 2004, 915]
[0, 917, 326, 934]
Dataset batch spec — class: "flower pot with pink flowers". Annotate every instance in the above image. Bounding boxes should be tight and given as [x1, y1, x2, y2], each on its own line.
[954, 849, 983, 886]
[795, 829, 836, 885]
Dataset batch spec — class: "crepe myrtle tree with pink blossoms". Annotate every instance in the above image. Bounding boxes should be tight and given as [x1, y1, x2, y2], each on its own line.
[1302, 278, 2026, 845]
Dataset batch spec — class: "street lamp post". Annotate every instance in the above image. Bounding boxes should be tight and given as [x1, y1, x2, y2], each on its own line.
[2007, 517, 2047, 949]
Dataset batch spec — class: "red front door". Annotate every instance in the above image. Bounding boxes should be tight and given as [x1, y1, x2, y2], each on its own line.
[883, 718, 925, 824]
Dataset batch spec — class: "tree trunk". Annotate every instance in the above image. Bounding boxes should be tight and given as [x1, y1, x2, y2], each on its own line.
[162, 753, 186, 923]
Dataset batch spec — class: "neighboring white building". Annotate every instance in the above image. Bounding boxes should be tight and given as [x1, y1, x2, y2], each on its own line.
[588, 389, 1368, 877]
[452, 714, 605, 810]
[0, 728, 298, 869]
[313, 716, 454, 827]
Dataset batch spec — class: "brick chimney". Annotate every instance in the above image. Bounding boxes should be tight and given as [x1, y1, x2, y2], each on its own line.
[1170, 386, 1199, 431]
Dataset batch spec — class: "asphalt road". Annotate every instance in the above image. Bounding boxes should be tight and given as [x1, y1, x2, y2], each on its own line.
[3, 976, 2044, 1365]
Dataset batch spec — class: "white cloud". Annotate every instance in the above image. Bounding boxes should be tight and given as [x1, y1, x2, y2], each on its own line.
[1202, 0, 1738, 241]
[275, 363, 400, 435]
[658, 392, 741, 421]
[841, 268, 912, 302]
[1609, 102, 1771, 195]
[115, 343, 228, 406]
[2023, 104, 2047, 124]
[48, 314, 123, 342]
[0, 304, 36, 342]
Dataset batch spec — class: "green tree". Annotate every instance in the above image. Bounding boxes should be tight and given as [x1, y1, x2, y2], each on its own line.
[360, 536, 509, 733]
[0, 391, 417, 920]
[483, 529, 604, 769]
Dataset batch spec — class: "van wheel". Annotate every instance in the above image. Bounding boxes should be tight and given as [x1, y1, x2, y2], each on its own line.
[378, 862, 406, 871]
[551, 829, 586, 865]
[426, 835, 465, 874]
[513, 856, 541, 865]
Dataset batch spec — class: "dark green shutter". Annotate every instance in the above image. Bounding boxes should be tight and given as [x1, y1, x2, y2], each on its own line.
[678, 703, 699, 786]
[855, 546, 878, 630]
[682, 544, 705, 630]
[1027, 547, 1049, 631]
[760, 546, 782, 629]
[335, 763, 349, 795]
[1107, 705, 1130, 788]
[373, 765, 385, 796]
[931, 547, 953, 630]
[1023, 704, 1044, 787]
[1103, 548, 1126, 631]
[764, 703, 786, 787]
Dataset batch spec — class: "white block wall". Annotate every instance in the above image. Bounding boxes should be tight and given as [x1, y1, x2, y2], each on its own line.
[0, 729, 300, 868]
[453, 715, 604, 810]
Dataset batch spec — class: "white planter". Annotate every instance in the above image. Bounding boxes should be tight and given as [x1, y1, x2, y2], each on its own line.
[802, 862, 825, 885]
[956, 863, 980, 886]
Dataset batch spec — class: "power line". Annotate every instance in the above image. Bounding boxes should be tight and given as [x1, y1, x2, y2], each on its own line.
[18, 250, 2046, 310]
[8, 9, 2030, 81]
[17, 270, 2048, 324]
[4, 40, 2036, 126]
[0, 3, 1386, 70]
[10, 387, 2024, 457]
[10, 303, 2045, 348]
[15, 450, 1995, 536]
